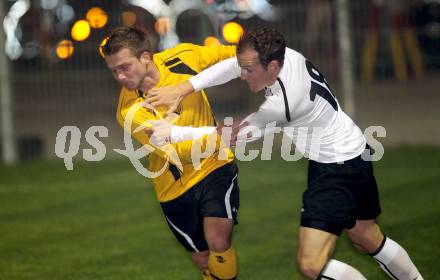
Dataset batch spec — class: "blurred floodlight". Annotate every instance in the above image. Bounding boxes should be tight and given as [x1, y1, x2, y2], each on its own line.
[155, 17, 170, 35]
[222, 21, 244, 44]
[40, 0, 59, 10]
[122, 11, 137, 27]
[86, 7, 108, 29]
[71, 20, 91, 41]
[204, 36, 221, 46]
[56, 4, 75, 22]
[3, 0, 31, 59]
[99, 37, 108, 58]
[56, 39, 74, 59]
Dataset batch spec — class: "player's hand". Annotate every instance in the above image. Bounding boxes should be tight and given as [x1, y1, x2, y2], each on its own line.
[145, 86, 184, 115]
[217, 120, 249, 147]
[145, 113, 179, 147]
[231, 121, 250, 146]
[147, 119, 174, 147]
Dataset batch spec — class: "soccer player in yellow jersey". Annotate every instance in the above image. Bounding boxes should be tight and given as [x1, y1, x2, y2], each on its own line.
[102, 27, 239, 280]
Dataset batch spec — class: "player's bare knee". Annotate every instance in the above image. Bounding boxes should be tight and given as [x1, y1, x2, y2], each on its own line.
[297, 256, 326, 279]
[206, 230, 232, 252]
[348, 221, 384, 254]
[297, 258, 323, 279]
[349, 232, 381, 253]
[208, 238, 231, 253]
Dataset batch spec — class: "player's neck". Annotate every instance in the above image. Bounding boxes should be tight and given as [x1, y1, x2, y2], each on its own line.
[139, 62, 160, 92]
[267, 67, 281, 86]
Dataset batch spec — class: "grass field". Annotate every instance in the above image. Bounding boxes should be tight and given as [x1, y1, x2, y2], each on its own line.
[1, 146, 439, 279]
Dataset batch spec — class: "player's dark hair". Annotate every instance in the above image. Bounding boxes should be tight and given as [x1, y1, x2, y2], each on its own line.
[101, 27, 153, 58]
[237, 27, 286, 68]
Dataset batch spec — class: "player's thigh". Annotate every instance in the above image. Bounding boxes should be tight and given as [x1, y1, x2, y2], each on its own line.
[199, 162, 239, 225]
[160, 188, 207, 252]
[303, 154, 381, 235]
[347, 219, 384, 254]
[199, 162, 239, 251]
[298, 226, 338, 269]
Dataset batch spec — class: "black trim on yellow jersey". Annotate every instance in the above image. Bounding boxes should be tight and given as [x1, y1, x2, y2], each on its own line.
[163, 56, 198, 76]
[164, 58, 180, 67]
[169, 164, 181, 181]
[169, 62, 198, 76]
[160, 50, 193, 65]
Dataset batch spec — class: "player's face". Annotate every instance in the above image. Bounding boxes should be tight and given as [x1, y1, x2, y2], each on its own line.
[105, 48, 149, 91]
[237, 48, 273, 92]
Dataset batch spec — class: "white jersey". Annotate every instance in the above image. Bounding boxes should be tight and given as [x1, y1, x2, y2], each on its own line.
[189, 47, 366, 163]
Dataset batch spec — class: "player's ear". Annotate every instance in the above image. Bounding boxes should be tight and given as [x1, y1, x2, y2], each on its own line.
[267, 60, 280, 75]
[140, 51, 151, 64]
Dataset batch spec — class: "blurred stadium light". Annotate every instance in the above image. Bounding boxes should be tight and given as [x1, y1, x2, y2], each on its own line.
[222, 21, 244, 44]
[56, 39, 74, 59]
[1, 0, 439, 162]
[86, 7, 108, 29]
[71, 19, 91, 41]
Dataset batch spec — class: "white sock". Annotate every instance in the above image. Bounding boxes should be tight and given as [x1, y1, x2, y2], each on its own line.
[318, 259, 367, 280]
[372, 236, 423, 280]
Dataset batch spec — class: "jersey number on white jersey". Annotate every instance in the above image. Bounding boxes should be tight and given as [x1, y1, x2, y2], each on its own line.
[305, 60, 338, 111]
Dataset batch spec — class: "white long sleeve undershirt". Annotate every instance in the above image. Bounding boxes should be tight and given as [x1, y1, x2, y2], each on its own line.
[189, 57, 241, 91]
[168, 57, 241, 143]
[170, 126, 217, 143]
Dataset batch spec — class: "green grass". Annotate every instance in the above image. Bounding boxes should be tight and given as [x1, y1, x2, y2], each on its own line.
[1, 147, 439, 279]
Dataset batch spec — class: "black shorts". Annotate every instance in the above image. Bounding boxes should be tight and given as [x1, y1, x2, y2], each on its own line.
[301, 151, 381, 235]
[160, 162, 239, 252]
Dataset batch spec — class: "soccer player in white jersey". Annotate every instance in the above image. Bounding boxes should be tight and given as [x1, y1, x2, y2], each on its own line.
[143, 28, 423, 280]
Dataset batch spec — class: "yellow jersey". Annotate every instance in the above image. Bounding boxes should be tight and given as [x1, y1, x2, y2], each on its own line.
[116, 43, 236, 202]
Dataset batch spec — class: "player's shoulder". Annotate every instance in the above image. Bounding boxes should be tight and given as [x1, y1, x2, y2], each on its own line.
[154, 43, 198, 64]
[279, 47, 307, 82]
[284, 47, 306, 65]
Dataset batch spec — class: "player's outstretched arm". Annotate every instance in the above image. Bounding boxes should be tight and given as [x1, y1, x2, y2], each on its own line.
[148, 118, 249, 147]
[147, 118, 217, 146]
[144, 81, 194, 115]
[144, 57, 240, 114]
